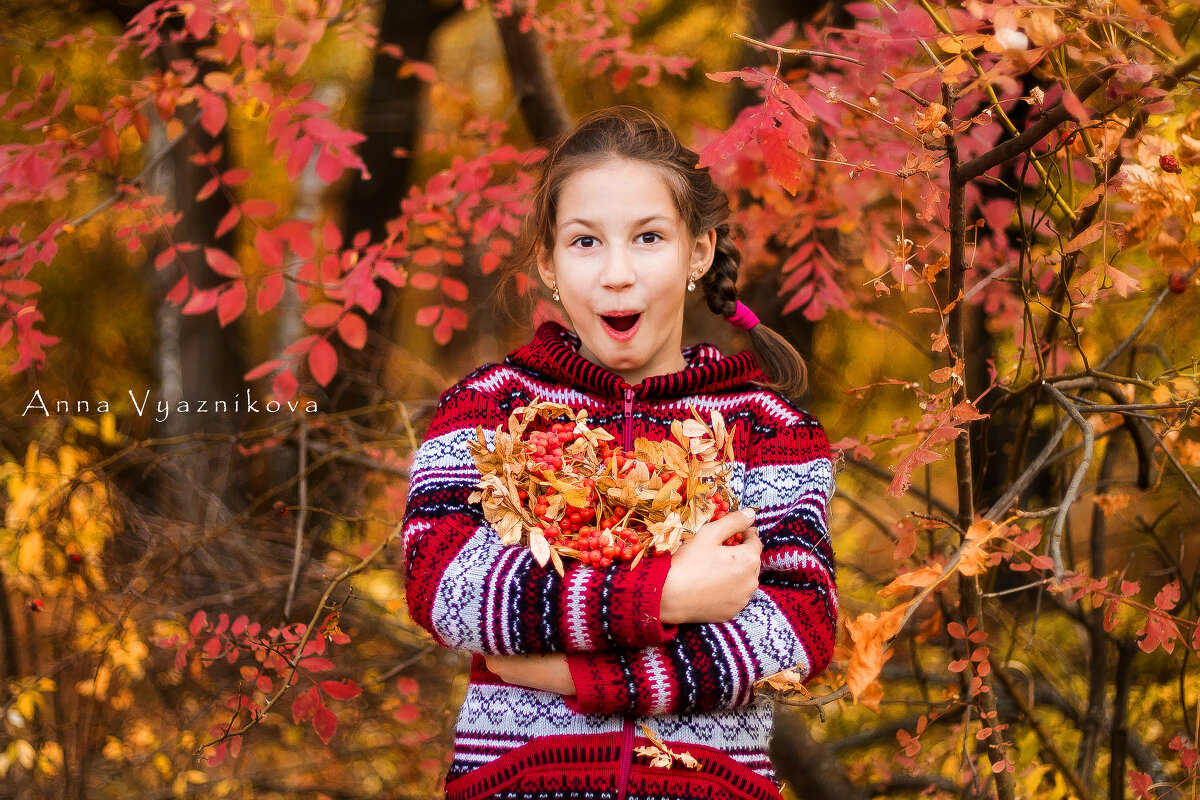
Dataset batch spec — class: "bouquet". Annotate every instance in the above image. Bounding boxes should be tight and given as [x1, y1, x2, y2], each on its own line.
[467, 399, 751, 576]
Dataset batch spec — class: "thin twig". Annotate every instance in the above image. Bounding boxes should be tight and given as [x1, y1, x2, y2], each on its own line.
[1041, 382, 1095, 578]
[283, 419, 310, 621]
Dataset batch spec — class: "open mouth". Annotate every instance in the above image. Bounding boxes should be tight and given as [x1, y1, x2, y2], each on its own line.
[601, 313, 640, 332]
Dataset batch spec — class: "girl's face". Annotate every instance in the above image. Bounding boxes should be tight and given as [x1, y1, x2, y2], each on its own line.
[536, 157, 716, 387]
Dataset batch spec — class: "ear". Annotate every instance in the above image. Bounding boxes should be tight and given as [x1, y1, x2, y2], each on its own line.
[535, 246, 556, 289]
[690, 228, 717, 279]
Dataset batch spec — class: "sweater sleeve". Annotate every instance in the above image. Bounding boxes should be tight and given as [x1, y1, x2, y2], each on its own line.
[401, 382, 679, 655]
[562, 413, 838, 717]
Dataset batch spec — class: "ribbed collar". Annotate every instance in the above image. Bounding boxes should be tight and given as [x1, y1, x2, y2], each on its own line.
[503, 320, 768, 401]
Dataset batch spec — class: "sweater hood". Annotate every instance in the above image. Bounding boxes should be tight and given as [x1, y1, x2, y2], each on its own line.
[503, 320, 769, 401]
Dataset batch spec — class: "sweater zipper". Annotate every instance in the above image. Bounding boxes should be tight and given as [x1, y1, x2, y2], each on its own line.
[622, 387, 634, 452]
[617, 386, 636, 800]
[616, 717, 635, 800]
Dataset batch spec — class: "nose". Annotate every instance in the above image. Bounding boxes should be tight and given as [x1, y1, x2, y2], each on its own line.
[599, 243, 636, 290]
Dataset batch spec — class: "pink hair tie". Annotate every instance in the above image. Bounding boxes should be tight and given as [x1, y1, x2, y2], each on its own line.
[728, 301, 760, 330]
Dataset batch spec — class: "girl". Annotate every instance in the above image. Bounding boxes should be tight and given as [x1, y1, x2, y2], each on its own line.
[401, 106, 837, 800]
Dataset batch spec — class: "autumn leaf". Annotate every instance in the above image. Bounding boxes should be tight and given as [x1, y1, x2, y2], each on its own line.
[845, 601, 911, 704]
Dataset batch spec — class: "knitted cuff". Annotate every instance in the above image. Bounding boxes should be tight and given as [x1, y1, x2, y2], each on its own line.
[562, 651, 632, 716]
[607, 552, 677, 648]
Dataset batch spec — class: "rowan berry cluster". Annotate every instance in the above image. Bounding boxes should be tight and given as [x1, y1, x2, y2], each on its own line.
[469, 400, 743, 575]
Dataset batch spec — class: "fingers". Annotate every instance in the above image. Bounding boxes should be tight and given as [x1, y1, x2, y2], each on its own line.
[699, 506, 756, 542]
[736, 526, 764, 562]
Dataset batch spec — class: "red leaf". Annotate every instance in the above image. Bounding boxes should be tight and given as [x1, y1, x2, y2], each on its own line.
[1155, 580, 1181, 611]
[256, 272, 285, 313]
[273, 368, 299, 403]
[303, 302, 341, 328]
[313, 705, 337, 744]
[410, 271, 438, 290]
[322, 219, 342, 252]
[190, 611, 207, 636]
[1129, 770, 1153, 799]
[241, 199, 279, 218]
[206, 742, 228, 767]
[441, 278, 468, 301]
[231, 615, 249, 635]
[198, 93, 227, 137]
[222, 168, 251, 186]
[337, 313, 367, 349]
[434, 317, 453, 345]
[412, 247, 441, 267]
[300, 656, 335, 672]
[166, 276, 189, 305]
[286, 135, 315, 180]
[255, 228, 284, 268]
[183, 288, 219, 315]
[215, 206, 241, 238]
[276, 220, 314, 258]
[291, 686, 320, 723]
[314, 146, 341, 183]
[205, 247, 242, 278]
[308, 339, 337, 386]
[217, 282, 246, 327]
[320, 680, 362, 700]
[415, 305, 441, 327]
[244, 358, 284, 382]
[196, 176, 220, 202]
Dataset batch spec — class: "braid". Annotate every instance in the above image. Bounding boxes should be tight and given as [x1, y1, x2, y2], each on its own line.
[699, 223, 740, 320]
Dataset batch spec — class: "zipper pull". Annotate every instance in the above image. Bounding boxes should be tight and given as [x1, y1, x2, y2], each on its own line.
[623, 388, 634, 452]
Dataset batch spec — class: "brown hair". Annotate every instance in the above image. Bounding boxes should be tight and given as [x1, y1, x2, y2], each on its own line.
[493, 105, 808, 399]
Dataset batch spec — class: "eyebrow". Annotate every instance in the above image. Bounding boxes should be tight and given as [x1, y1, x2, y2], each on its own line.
[559, 214, 675, 229]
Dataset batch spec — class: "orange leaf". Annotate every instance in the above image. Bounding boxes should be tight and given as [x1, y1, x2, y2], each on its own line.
[845, 601, 911, 703]
[879, 564, 943, 597]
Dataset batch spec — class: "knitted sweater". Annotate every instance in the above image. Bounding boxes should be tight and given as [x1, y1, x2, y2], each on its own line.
[401, 321, 838, 800]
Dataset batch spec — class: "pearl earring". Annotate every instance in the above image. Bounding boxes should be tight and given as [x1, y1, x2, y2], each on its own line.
[687, 276, 697, 292]
[552, 285, 560, 301]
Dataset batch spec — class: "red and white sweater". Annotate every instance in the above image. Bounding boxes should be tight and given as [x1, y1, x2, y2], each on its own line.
[402, 321, 838, 800]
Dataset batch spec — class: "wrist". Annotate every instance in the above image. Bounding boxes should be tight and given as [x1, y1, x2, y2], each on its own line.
[660, 564, 689, 625]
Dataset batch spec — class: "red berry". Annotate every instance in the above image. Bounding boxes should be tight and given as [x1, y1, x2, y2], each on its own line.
[273, 500, 288, 516]
[622, 546, 634, 560]
[600, 556, 613, 567]
[1169, 271, 1188, 294]
[1160, 154, 1182, 174]
[28, 599, 44, 612]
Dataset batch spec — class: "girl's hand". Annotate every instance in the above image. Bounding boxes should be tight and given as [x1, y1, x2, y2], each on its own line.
[484, 653, 576, 696]
[660, 507, 761, 625]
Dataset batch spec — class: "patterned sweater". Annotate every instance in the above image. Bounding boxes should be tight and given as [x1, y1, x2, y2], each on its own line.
[401, 321, 838, 800]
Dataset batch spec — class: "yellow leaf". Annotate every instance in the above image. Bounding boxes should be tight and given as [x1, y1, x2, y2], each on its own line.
[14, 739, 35, 769]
